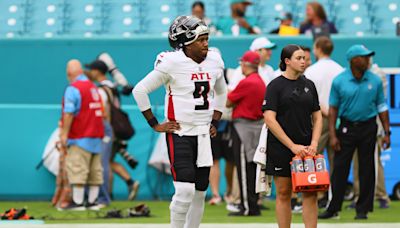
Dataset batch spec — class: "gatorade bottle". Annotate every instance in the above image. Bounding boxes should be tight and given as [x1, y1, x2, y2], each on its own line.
[304, 156, 315, 172]
[292, 156, 304, 172]
[315, 154, 327, 172]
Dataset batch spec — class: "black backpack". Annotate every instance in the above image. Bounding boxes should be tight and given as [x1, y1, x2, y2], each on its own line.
[101, 85, 135, 140]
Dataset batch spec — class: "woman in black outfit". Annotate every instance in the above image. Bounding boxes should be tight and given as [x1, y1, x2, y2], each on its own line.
[263, 45, 322, 228]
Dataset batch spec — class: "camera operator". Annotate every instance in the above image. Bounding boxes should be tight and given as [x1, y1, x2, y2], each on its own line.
[86, 54, 140, 201]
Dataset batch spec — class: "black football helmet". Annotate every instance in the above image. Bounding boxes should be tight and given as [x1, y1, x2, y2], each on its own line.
[168, 15, 209, 49]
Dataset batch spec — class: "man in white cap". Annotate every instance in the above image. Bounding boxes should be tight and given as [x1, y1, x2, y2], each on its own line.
[228, 37, 276, 91]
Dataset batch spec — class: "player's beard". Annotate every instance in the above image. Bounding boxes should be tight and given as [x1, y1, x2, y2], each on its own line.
[200, 48, 208, 60]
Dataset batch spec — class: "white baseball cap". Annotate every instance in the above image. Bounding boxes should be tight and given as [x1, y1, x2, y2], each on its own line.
[249, 37, 276, 51]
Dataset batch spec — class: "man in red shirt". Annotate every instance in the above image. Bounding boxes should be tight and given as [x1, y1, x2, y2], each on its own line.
[226, 51, 266, 216]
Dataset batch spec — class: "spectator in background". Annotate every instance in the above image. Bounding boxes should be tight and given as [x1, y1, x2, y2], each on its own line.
[216, 0, 261, 36]
[305, 37, 343, 172]
[301, 46, 312, 69]
[305, 37, 344, 208]
[227, 51, 266, 216]
[85, 60, 114, 207]
[60, 60, 104, 211]
[300, 1, 338, 35]
[270, 12, 299, 35]
[85, 60, 140, 202]
[192, 1, 211, 26]
[319, 45, 391, 220]
[229, 37, 276, 91]
[208, 48, 235, 206]
[191, 1, 218, 35]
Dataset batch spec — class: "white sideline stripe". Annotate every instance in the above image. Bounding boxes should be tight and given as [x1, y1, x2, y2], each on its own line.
[0, 104, 149, 110]
[2, 224, 400, 228]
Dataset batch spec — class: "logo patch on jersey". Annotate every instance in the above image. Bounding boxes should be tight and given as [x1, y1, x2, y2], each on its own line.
[191, 72, 211, 80]
[304, 87, 309, 93]
[368, 84, 373, 90]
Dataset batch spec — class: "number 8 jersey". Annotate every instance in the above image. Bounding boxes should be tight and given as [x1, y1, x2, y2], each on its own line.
[133, 49, 227, 135]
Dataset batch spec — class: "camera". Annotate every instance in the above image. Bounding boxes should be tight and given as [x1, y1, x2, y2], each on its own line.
[114, 140, 138, 169]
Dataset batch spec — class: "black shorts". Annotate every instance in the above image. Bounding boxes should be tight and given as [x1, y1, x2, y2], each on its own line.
[165, 133, 210, 191]
[265, 141, 294, 177]
[211, 123, 234, 162]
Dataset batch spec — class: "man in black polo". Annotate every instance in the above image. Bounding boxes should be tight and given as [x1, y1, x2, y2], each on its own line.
[319, 45, 391, 220]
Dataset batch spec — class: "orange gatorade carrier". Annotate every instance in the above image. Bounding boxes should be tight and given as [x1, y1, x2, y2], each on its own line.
[291, 154, 330, 192]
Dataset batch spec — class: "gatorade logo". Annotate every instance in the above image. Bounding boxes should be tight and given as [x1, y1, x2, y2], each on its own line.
[316, 163, 322, 170]
[297, 164, 303, 171]
[307, 174, 317, 184]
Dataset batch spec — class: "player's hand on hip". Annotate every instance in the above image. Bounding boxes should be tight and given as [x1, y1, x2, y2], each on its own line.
[154, 121, 180, 133]
[290, 144, 307, 158]
[330, 136, 341, 152]
[382, 135, 391, 149]
[210, 125, 217, 138]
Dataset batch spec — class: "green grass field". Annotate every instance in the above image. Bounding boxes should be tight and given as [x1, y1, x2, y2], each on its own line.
[1, 200, 399, 224]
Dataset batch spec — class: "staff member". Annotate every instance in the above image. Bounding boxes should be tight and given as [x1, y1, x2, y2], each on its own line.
[319, 45, 391, 220]
[60, 60, 105, 211]
[263, 45, 322, 228]
[226, 51, 266, 216]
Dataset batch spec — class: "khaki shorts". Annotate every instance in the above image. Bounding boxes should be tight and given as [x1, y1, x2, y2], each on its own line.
[66, 145, 103, 185]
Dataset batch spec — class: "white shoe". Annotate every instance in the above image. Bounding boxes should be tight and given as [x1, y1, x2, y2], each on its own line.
[292, 205, 303, 214]
[226, 203, 241, 213]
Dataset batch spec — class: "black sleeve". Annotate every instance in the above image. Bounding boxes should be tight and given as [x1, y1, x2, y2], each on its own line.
[309, 80, 320, 112]
[262, 81, 279, 112]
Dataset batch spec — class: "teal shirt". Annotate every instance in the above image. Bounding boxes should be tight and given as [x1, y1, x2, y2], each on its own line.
[216, 16, 258, 35]
[329, 69, 388, 122]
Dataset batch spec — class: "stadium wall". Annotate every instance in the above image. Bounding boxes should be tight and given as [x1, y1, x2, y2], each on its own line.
[0, 35, 399, 200]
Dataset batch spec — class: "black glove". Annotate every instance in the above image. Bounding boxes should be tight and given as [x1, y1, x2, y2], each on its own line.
[121, 85, 134, 96]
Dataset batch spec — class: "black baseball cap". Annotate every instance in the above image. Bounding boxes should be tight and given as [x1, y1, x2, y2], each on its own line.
[275, 12, 293, 21]
[85, 60, 108, 74]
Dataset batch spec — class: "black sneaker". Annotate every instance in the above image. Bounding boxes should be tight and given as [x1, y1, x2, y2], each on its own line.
[346, 201, 356, 209]
[128, 181, 140, 201]
[228, 211, 245, 216]
[58, 202, 86, 211]
[86, 202, 101, 211]
[354, 212, 368, 220]
[318, 198, 328, 209]
[318, 210, 339, 219]
[378, 199, 389, 209]
[228, 211, 261, 216]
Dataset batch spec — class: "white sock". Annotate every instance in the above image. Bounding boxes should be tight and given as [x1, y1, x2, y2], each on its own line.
[184, 190, 206, 228]
[88, 185, 100, 204]
[170, 182, 195, 228]
[72, 186, 84, 205]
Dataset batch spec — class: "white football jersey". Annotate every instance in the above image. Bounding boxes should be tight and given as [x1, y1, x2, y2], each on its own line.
[154, 49, 225, 126]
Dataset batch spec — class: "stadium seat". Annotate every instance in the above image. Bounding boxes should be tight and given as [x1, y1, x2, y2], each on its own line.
[66, 0, 104, 36]
[27, 0, 66, 37]
[0, 0, 27, 38]
[370, 1, 400, 35]
[103, 0, 142, 36]
[142, 0, 178, 35]
[335, 1, 371, 35]
[0, 0, 397, 36]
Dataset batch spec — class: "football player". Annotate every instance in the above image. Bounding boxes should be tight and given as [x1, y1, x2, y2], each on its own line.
[132, 16, 227, 228]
